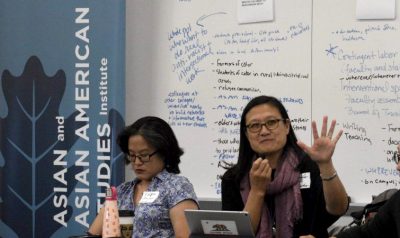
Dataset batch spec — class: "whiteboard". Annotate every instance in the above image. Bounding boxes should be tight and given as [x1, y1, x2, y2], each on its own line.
[313, 0, 400, 204]
[126, 0, 400, 203]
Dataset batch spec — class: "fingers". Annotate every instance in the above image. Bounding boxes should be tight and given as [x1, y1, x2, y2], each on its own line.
[327, 118, 343, 145]
[251, 157, 263, 171]
[313, 116, 341, 141]
[250, 158, 272, 182]
[332, 129, 343, 144]
[320, 116, 328, 137]
[252, 158, 271, 174]
[327, 118, 336, 139]
[311, 120, 319, 140]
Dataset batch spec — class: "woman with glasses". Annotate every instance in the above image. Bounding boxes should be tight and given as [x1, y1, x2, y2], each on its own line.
[88, 116, 199, 237]
[221, 95, 349, 238]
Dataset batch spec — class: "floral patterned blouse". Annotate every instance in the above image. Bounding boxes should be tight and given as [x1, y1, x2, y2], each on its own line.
[117, 169, 199, 237]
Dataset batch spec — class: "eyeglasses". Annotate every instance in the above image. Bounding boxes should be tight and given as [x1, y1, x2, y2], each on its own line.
[246, 119, 287, 133]
[393, 151, 400, 164]
[127, 150, 158, 163]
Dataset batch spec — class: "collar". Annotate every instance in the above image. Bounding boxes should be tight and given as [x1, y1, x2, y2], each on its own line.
[132, 169, 169, 185]
[154, 169, 169, 181]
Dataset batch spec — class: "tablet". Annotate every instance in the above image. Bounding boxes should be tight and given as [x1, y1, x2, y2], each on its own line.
[184, 210, 255, 238]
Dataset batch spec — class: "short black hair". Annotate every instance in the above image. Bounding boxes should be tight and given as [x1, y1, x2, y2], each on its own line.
[117, 116, 183, 174]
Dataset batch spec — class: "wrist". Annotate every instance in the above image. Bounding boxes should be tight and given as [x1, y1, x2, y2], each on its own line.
[320, 170, 337, 181]
[317, 160, 335, 172]
[249, 188, 267, 198]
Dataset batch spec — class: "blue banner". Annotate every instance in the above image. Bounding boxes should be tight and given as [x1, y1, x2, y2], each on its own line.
[0, 1, 126, 237]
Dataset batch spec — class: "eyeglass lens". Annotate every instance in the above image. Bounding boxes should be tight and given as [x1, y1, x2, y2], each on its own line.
[247, 119, 282, 132]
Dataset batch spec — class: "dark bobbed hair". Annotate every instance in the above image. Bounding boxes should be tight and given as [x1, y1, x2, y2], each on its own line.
[228, 95, 307, 182]
[117, 116, 183, 174]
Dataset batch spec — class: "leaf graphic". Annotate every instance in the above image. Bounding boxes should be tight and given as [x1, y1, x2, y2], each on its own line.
[0, 56, 85, 238]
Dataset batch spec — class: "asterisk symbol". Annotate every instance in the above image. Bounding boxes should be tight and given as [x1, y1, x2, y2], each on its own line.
[325, 44, 338, 57]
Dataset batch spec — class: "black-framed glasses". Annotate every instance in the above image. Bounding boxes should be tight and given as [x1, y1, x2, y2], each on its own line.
[127, 150, 158, 163]
[246, 118, 287, 133]
[393, 151, 400, 164]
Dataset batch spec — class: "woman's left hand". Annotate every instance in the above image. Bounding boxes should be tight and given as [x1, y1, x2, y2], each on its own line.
[297, 116, 343, 164]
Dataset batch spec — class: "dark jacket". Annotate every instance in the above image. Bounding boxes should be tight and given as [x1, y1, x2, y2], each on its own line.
[336, 190, 400, 238]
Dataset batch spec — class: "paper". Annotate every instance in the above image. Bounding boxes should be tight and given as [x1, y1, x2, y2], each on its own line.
[356, 0, 396, 20]
[300, 172, 311, 189]
[237, 0, 274, 24]
[139, 191, 159, 203]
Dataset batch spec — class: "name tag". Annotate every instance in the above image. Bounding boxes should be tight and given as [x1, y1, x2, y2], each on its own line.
[300, 172, 311, 189]
[139, 191, 159, 203]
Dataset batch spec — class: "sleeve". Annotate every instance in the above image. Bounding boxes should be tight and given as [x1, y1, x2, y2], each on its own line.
[167, 176, 199, 209]
[335, 226, 364, 238]
[313, 168, 344, 228]
[303, 161, 344, 237]
[336, 190, 400, 238]
[335, 215, 386, 238]
[221, 170, 243, 211]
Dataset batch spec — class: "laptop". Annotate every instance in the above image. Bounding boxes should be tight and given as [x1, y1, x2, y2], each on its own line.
[184, 210, 255, 238]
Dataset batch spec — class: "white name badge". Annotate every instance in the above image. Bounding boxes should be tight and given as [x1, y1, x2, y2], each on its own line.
[300, 172, 311, 189]
[139, 191, 159, 203]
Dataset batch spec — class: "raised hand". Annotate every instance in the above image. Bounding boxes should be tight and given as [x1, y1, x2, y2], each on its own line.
[298, 116, 349, 216]
[297, 116, 343, 165]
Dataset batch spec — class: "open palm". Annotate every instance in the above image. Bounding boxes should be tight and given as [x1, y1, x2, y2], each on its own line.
[297, 116, 343, 164]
